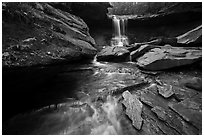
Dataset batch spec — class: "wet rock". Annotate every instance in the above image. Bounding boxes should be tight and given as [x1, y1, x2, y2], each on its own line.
[126, 43, 143, 52]
[151, 106, 168, 121]
[137, 46, 201, 71]
[122, 91, 143, 130]
[97, 46, 130, 62]
[140, 90, 168, 109]
[177, 25, 202, 46]
[173, 86, 198, 101]
[181, 77, 202, 91]
[169, 95, 202, 131]
[130, 44, 157, 61]
[157, 84, 174, 98]
[140, 88, 199, 134]
[142, 106, 179, 135]
[165, 109, 199, 135]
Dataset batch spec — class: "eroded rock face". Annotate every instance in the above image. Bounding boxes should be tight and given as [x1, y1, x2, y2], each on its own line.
[136, 46, 201, 71]
[127, 3, 201, 27]
[97, 46, 130, 62]
[2, 2, 97, 67]
[122, 91, 143, 130]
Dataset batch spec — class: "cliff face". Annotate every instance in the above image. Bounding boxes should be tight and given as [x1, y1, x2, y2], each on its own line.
[47, 2, 112, 28]
[2, 2, 97, 68]
[109, 2, 202, 27]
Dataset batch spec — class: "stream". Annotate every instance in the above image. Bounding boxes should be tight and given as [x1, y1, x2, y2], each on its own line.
[3, 57, 149, 134]
[3, 56, 201, 135]
[2, 14, 202, 135]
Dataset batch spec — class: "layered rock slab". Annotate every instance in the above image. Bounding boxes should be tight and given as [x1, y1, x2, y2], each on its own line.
[122, 91, 143, 130]
[136, 46, 201, 71]
[177, 25, 202, 46]
[97, 46, 130, 62]
[2, 3, 97, 67]
[169, 94, 202, 132]
[140, 87, 199, 135]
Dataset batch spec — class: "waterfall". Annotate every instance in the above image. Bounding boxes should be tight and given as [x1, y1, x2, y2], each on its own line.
[121, 19, 125, 36]
[113, 18, 121, 37]
[111, 16, 128, 47]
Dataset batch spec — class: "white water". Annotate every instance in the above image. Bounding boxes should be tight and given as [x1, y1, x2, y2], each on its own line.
[89, 95, 121, 135]
[91, 55, 106, 66]
[111, 16, 129, 47]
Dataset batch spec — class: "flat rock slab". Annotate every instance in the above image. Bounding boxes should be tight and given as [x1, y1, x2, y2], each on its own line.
[177, 25, 202, 45]
[169, 95, 202, 131]
[140, 89, 169, 109]
[97, 46, 130, 62]
[130, 44, 157, 61]
[140, 87, 199, 135]
[157, 84, 174, 98]
[122, 91, 143, 130]
[180, 77, 202, 91]
[137, 46, 201, 71]
[151, 106, 168, 121]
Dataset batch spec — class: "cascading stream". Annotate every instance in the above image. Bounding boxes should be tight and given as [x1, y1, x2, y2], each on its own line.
[111, 16, 129, 47]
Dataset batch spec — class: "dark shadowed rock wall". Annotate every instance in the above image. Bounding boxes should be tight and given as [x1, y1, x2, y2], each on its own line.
[2, 2, 97, 68]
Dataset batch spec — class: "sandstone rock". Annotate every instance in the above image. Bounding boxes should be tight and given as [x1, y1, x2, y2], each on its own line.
[146, 37, 177, 46]
[173, 86, 198, 101]
[157, 84, 174, 98]
[122, 91, 143, 130]
[140, 90, 198, 134]
[126, 43, 144, 52]
[140, 89, 169, 109]
[151, 106, 167, 121]
[97, 46, 130, 62]
[177, 25, 202, 46]
[181, 77, 202, 91]
[142, 106, 179, 135]
[137, 46, 201, 71]
[130, 44, 157, 61]
[2, 2, 97, 67]
[169, 97, 202, 132]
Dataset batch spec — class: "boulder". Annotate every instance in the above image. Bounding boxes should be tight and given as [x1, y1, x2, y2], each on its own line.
[122, 91, 143, 130]
[97, 46, 130, 62]
[2, 2, 97, 67]
[157, 84, 174, 98]
[177, 25, 202, 46]
[130, 44, 157, 61]
[137, 46, 202, 71]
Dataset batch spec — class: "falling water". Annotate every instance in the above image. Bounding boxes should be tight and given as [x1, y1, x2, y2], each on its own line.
[121, 19, 125, 36]
[111, 16, 128, 47]
[114, 18, 121, 37]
